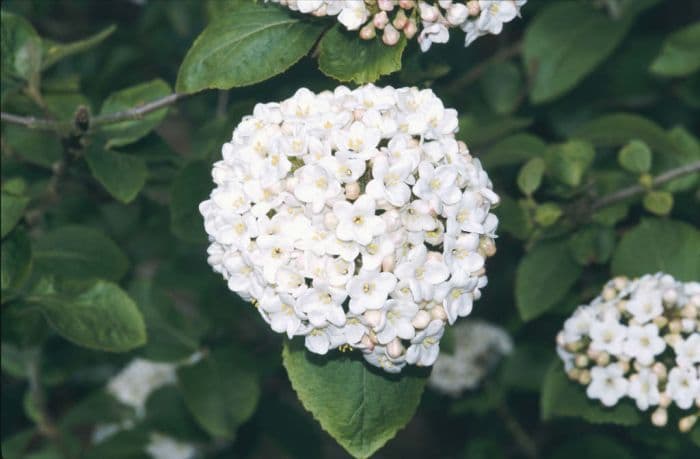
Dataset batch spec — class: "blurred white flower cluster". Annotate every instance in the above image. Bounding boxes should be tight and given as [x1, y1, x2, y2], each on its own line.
[268, 1, 526, 50]
[429, 319, 512, 396]
[200, 84, 499, 373]
[557, 273, 700, 432]
[92, 358, 198, 459]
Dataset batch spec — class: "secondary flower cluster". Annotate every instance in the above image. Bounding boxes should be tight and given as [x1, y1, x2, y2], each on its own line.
[429, 319, 512, 396]
[557, 273, 700, 432]
[93, 358, 198, 459]
[268, 1, 527, 50]
[200, 85, 499, 373]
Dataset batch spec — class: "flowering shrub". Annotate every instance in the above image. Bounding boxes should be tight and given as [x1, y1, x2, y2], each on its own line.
[557, 273, 700, 432]
[2, 1, 699, 459]
[200, 85, 498, 372]
[270, 0, 527, 50]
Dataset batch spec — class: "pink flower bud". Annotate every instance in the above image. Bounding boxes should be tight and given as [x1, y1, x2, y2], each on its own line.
[387, 338, 404, 358]
[466, 0, 480, 16]
[399, 0, 415, 9]
[382, 24, 400, 46]
[412, 310, 431, 329]
[373, 11, 389, 29]
[381, 255, 395, 272]
[378, 0, 395, 11]
[651, 408, 667, 427]
[420, 2, 440, 22]
[345, 182, 360, 200]
[430, 305, 447, 321]
[403, 18, 418, 39]
[360, 23, 376, 40]
[364, 310, 383, 328]
[393, 10, 408, 30]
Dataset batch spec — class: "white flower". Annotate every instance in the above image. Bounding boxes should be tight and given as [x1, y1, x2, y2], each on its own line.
[586, 364, 629, 407]
[333, 195, 386, 245]
[347, 270, 397, 314]
[107, 359, 177, 414]
[418, 22, 450, 52]
[626, 289, 663, 324]
[675, 334, 700, 368]
[201, 85, 499, 373]
[623, 324, 666, 366]
[589, 317, 627, 355]
[146, 433, 196, 459]
[406, 319, 445, 366]
[375, 300, 419, 344]
[477, 0, 519, 34]
[337, 2, 369, 30]
[666, 366, 699, 410]
[628, 368, 660, 411]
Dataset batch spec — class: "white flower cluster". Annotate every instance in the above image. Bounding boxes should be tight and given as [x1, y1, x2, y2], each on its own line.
[557, 273, 700, 432]
[268, 1, 526, 50]
[200, 84, 499, 373]
[95, 358, 198, 458]
[429, 319, 512, 396]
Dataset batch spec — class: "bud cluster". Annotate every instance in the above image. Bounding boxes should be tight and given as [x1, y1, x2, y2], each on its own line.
[556, 273, 700, 432]
[429, 319, 512, 396]
[268, 1, 527, 50]
[200, 84, 499, 373]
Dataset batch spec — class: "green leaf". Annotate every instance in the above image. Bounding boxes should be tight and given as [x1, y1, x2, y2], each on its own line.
[541, 360, 641, 425]
[176, 3, 324, 93]
[2, 125, 63, 168]
[642, 191, 674, 216]
[41, 24, 116, 70]
[480, 61, 522, 115]
[129, 280, 202, 362]
[34, 225, 129, 281]
[318, 25, 406, 84]
[282, 341, 427, 459]
[517, 157, 545, 196]
[534, 202, 562, 227]
[494, 196, 532, 240]
[458, 116, 532, 148]
[573, 113, 681, 155]
[516, 241, 582, 321]
[170, 161, 210, 243]
[568, 225, 615, 266]
[481, 133, 546, 169]
[523, 3, 632, 104]
[33, 280, 147, 352]
[611, 218, 700, 281]
[1, 192, 29, 239]
[177, 346, 260, 439]
[1, 11, 42, 93]
[98, 79, 172, 147]
[544, 140, 596, 187]
[85, 143, 148, 203]
[656, 126, 700, 192]
[650, 22, 700, 77]
[618, 139, 652, 173]
[1, 229, 32, 296]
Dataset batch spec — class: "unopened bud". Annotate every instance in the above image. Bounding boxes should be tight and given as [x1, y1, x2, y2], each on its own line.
[586, 348, 600, 360]
[430, 305, 447, 321]
[578, 369, 591, 385]
[364, 310, 383, 328]
[412, 310, 432, 329]
[662, 288, 678, 306]
[324, 212, 338, 230]
[399, 0, 415, 9]
[658, 392, 672, 408]
[596, 352, 610, 366]
[679, 415, 697, 433]
[669, 319, 683, 334]
[345, 182, 360, 200]
[681, 304, 697, 319]
[613, 276, 628, 291]
[567, 368, 581, 380]
[378, 0, 394, 11]
[653, 362, 668, 380]
[691, 294, 700, 308]
[360, 335, 375, 352]
[360, 23, 376, 40]
[467, 1, 480, 16]
[382, 24, 400, 46]
[653, 315, 668, 329]
[381, 255, 395, 272]
[387, 338, 404, 358]
[602, 287, 617, 301]
[393, 10, 408, 29]
[403, 18, 418, 39]
[574, 355, 589, 368]
[373, 11, 389, 29]
[651, 408, 668, 427]
[420, 4, 439, 22]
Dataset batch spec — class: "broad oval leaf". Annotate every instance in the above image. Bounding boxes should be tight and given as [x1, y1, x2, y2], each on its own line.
[33, 280, 147, 352]
[541, 360, 641, 426]
[523, 3, 632, 104]
[650, 21, 700, 77]
[1, 11, 42, 92]
[99, 79, 172, 147]
[1, 229, 32, 297]
[318, 25, 406, 84]
[282, 341, 428, 459]
[611, 218, 700, 281]
[85, 142, 148, 204]
[177, 347, 260, 439]
[34, 225, 129, 281]
[1, 192, 29, 239]
[481, 133, 546, 169]
[176, 4, 325, 93]
[515, 241, 582, 321]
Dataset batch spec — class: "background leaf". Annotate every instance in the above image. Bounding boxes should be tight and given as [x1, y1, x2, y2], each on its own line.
[650, 21, 700, 77]
[85, 142, 148, 203]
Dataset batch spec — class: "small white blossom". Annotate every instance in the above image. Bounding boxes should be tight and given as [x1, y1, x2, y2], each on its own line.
[107, 359, 177, 414]
[587, 364, 629, 407]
